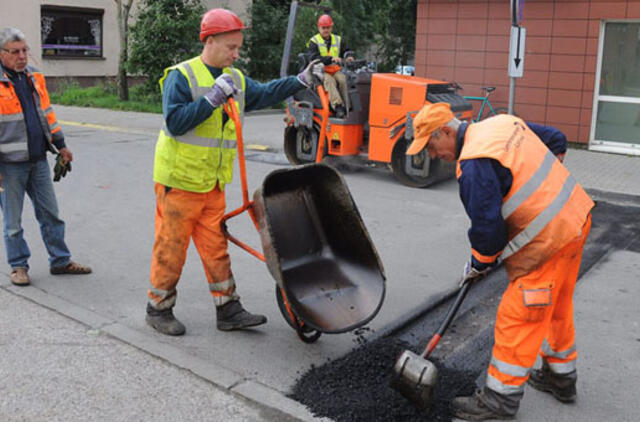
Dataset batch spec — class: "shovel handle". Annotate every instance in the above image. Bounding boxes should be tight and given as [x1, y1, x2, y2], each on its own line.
[421, 279, 472, 359]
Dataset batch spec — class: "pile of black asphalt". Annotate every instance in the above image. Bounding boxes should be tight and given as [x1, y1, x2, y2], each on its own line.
[289, 198, 640, 422]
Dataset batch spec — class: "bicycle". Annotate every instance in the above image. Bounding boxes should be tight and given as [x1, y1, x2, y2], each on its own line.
[453, 83, 509, 122]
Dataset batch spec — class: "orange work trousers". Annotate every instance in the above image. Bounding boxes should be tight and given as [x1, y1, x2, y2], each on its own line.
[486, 214, 592, 396]
[147, 183, 239, 310]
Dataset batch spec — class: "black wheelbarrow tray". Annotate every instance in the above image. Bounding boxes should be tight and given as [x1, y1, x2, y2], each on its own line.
[220, 98, 385, 343]
[253, 164, 386, 342]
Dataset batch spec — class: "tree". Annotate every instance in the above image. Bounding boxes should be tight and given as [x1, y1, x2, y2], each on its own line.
[240, 0, 417, 79]
[240, 0, 290, 80]
[127, 0, 206, 93]
[115, 0, 134, 101]
[374, 0, 417, 72]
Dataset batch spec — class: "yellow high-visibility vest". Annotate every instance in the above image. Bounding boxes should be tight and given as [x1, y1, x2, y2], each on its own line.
[153, 56, 246, 192]
[308, 33, 341, 58]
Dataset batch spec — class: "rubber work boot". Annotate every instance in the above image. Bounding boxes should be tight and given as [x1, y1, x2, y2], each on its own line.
[216, 300, 267, 331]
[10, 268, 30, 286]
[528, 361, 577, 403]
[145, 304, 186, 336]
[334, 105, 346, 118]
[452, 389, 516, 421]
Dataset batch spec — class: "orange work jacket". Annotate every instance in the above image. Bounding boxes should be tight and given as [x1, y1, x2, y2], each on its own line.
[456, 115, 594, 280]
[0, 65, 62, 162]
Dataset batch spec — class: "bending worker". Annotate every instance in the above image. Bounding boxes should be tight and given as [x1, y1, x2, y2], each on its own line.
[406, 103, 594, 420]
[307, 14, 354, 118]
[146, 8, 323, 336]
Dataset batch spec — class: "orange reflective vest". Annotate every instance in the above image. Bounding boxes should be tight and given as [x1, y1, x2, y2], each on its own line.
[0, 65, 62, 162]
[456, 115, 594, 280]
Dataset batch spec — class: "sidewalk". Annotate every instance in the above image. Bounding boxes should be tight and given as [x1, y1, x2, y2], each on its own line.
[563, 148, 640, 200]
[0, 287, 297, 421]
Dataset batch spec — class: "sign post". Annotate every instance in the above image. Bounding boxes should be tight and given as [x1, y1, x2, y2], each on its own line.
[511, 0, 525, 27]
[508, 0, 525, 115]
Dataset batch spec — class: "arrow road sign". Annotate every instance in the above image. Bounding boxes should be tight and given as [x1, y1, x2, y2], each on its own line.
[509, 25, 526, 78]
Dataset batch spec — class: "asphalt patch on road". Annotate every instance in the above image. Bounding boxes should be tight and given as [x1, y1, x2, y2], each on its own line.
[290, 337, 478, 422]
[289, 199, 640, 421]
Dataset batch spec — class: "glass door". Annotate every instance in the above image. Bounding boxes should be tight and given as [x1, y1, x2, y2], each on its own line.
[591, 21, 640, 155]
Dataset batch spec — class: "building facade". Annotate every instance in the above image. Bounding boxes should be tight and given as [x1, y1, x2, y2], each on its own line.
[415, 0, 640, 155]
[0, 0, 249, 86]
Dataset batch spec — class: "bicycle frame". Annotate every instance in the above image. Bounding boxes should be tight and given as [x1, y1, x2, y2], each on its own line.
[463, 95, 498, 122]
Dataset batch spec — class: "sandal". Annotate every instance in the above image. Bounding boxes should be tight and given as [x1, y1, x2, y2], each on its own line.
[50, 261, 92, 275]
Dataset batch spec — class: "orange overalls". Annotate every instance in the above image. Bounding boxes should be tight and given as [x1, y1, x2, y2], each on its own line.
[457, 116, 594, 397]
[148, 184, 238, 310]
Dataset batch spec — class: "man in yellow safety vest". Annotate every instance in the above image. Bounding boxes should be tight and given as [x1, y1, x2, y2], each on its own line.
[146, 9, 323, 336]
[306, 14, 354, 118]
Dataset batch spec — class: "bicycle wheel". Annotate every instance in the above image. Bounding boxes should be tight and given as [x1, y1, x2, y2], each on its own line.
[481, 107, 510, 120]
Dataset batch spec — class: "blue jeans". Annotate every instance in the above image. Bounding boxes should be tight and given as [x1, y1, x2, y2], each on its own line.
[0, 158, 71, 269]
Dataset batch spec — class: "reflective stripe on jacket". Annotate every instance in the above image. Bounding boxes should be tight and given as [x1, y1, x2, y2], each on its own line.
[0, 65, 61, 162]
[308, 33, 341, 58]
[456, 115, 594, 280]
[153, 56, 246, 192]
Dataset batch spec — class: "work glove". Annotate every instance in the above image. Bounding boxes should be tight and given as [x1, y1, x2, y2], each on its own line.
[461, 259, 495, 285]
[53, 153, 71, 182]
[204, 74, 239, 108]
[297, 59, 324, 88]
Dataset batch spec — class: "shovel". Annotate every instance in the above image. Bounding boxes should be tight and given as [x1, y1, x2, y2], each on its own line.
[390, 277, 474, 411]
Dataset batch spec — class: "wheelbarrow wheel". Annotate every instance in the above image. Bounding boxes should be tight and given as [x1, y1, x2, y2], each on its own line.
[275, 285, 322, 343]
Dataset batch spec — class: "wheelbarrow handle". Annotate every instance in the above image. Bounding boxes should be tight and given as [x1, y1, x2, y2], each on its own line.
[223, 98, 251, 208]
[421, 279, 473, 359]
[220, 98, 263, 261]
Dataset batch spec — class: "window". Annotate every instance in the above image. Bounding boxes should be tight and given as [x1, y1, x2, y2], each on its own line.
[41, 6, 104, 58]
[591, 21, 640, 155]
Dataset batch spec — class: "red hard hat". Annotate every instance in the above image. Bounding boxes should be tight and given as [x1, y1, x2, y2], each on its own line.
[317, 14, 334, 27]
[200, 8, 247, 41]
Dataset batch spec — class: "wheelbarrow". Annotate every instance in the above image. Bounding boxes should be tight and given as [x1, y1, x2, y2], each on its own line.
[221, 97, 386, 343]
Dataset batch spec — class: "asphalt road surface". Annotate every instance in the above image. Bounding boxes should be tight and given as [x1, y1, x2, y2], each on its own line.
[1, 106, 638, 421]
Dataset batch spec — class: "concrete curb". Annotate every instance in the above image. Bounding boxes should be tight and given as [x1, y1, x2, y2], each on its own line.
[0, 281, 322, 422]
[586, 188, 640, 207]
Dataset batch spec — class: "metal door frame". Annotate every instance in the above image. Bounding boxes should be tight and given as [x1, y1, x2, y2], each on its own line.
[590, 19, 640, 156]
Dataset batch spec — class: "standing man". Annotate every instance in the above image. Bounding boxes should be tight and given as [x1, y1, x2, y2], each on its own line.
[406, 103, 594, 420]
[306, 14, 354, 118]
[146, 9, 322, 336]
[0, 28, 91, 286]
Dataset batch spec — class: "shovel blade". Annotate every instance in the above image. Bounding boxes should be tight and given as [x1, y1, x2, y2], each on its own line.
[390, 349, 438, 411]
